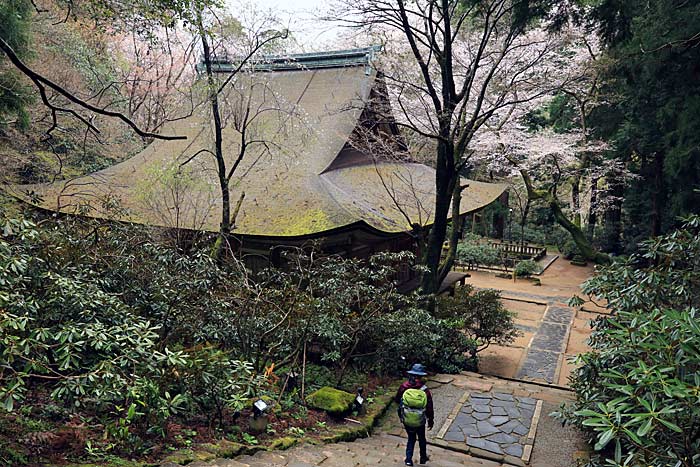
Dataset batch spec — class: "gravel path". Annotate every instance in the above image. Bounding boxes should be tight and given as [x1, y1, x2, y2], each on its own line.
[428, 377, 466, 433]
[530, 401, 588, 467]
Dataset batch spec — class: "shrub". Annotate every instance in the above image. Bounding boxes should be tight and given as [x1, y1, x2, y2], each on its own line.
[372, 306, 477, 374]
[514, 259, 541, 277]
[302, 364, 336, 393]
[436, 286, 519, 364]
[456, 237, 500, 267]
[561, 216, 700, 467]
[0, 217, 261, 444]
[557, 238, 581, 260]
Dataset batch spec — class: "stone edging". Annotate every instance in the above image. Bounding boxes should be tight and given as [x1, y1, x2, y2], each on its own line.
[435, 390, 471, 439]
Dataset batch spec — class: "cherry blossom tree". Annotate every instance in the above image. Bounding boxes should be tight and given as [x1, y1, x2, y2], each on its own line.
[0, 0, 223, 142]
[329, 0, 573, 293]
[472, 27, 636, 263]
[112, 29, 200, 135]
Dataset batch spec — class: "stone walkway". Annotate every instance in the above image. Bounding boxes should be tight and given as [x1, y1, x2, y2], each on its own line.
[181, 433, 503, 467]
[469, 257, 610, 387]
[514, 304, 575, 384]
[392, 372, 585, 466]
[173, 372, 588, 467]
[439, 392, 541, 464]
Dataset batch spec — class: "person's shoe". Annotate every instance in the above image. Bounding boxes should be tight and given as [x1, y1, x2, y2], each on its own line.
[419, 456, 430, 464]
[405, 461, 414, 466]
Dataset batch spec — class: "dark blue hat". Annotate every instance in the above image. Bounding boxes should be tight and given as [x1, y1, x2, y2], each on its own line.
[407, 363, 427, 376]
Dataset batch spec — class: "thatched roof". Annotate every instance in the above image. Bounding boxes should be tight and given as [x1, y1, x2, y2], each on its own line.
[8, 48, 506, 238]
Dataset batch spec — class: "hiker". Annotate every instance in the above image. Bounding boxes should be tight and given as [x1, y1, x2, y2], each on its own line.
[396, 363, 434, 466]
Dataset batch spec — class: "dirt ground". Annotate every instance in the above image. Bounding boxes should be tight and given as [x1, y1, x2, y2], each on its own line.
[465, 257, 595, 299]
[466, 257, 609, 387]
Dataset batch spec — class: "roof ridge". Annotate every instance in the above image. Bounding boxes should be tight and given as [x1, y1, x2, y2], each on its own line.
[197, 46, 382, 74]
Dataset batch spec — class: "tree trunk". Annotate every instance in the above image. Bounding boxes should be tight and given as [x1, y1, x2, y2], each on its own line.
[587, 177, 599, 239]
[602, 181, 623, 254]
[549, 198, 609, 264]
[420, 139, 456, 294]
[571, 174, 582, 227]
[520, 196, 531, 248]
[520, 170, 609, 264]
[650, 152, 665, 237]
[198, 19, 229, 260]
[438, 174, 464, 281]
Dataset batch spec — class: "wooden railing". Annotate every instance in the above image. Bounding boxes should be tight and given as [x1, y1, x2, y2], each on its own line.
[488, 241, 547, 260]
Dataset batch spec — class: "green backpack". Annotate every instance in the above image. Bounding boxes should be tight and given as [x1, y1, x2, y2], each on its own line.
[401, 387, 428, 428]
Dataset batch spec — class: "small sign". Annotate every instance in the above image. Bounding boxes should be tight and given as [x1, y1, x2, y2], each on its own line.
[355, 395, 364, 405]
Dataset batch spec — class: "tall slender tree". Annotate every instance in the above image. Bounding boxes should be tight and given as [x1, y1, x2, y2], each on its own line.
[332, 0, 561, 293]
[586, 0, 700, 245]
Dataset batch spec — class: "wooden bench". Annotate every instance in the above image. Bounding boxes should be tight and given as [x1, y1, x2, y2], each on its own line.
[398, 271, 469, 296]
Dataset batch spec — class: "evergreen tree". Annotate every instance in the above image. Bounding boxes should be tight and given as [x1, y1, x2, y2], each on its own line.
[588, 0, 700, 249]
[0, 0, 33, 128]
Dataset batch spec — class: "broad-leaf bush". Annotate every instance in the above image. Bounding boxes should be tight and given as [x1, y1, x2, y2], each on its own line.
[514, 259, 541, 277]
[455, 234, 500, 267]
[436, 285, 519, 366]
[259, 250, 474, 377]
[0, 213, 495, 461]
[562, 216, 700, 467]
[0, 217, 262, 448]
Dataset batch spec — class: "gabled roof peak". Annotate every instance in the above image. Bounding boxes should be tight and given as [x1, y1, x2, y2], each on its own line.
[198, 46, 382, 74]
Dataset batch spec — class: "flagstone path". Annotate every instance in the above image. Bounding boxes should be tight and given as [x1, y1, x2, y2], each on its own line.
[178, 372, 588, 467]
[440, 392, 540, 462]
[514, 304, 575, 384]
[468, 258, 609, 386]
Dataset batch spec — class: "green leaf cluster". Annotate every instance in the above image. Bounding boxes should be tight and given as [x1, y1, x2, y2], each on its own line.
[0, 216, 262, 450]
[514, 259, 541, 278]
[436, 285, 519, 362]
[562, 215, 700, 467]
[455, 235, 500, 267]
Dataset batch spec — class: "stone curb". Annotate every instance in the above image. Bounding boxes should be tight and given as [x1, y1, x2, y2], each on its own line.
[435, 389, 470, 439]
[500, 295, 549, 306]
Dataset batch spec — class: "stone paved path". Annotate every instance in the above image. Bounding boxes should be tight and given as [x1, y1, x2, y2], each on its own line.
[468, 257, 610, 387]
[181, 432, 504, 467]
[175, 372, 587, 467]
[441, 392, 540, 464]
[394, 373, 585, 466]
[515, 304, 575, 384]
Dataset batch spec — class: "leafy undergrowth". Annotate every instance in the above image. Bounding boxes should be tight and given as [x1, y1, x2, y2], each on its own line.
[1, 376, 396, 467]
[0, 213, 484, 466]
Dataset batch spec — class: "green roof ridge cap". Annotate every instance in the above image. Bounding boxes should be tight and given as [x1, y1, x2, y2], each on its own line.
[196, 46, 382, 74]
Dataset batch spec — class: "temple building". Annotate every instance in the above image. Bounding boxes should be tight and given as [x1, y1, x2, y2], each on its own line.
[10, 47, 507, 276]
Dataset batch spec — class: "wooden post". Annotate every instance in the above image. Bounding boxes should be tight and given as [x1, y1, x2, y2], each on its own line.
[301, 341, 307, 403]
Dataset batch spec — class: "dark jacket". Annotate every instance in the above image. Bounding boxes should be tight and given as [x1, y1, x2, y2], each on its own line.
[396, 379, 434, 426]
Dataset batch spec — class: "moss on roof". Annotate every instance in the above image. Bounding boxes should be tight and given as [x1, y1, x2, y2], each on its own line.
[8, 61, 506, 238]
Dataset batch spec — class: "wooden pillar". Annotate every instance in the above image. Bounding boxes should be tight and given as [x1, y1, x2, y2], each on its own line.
[493, 190, 509, 239]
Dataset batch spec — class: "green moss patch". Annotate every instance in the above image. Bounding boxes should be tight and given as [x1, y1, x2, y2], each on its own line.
[306, 387, 355, 416]
[320, 390, 395, 443]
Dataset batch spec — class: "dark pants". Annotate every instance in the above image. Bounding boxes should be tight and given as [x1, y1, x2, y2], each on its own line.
[405, 424, 427, 463]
